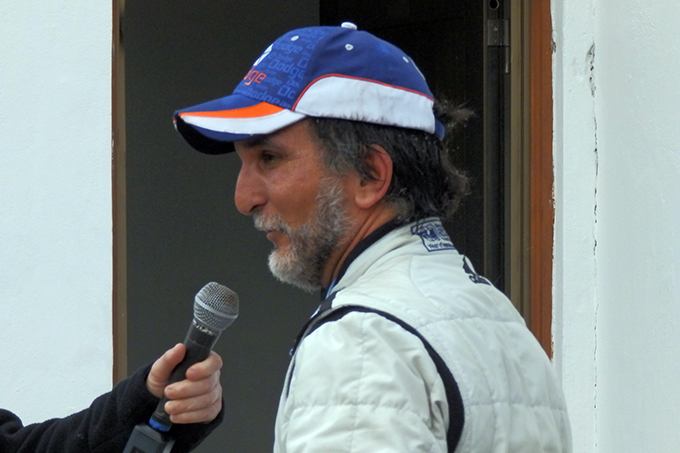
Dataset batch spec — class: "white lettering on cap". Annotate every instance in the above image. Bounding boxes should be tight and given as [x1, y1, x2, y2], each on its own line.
[253, 44, 273, 66]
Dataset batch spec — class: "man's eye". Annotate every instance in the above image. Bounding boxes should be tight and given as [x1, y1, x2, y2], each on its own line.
[260, 152, 277, 164]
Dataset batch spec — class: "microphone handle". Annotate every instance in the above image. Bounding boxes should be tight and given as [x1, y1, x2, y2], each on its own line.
[149, 322, 221, 432]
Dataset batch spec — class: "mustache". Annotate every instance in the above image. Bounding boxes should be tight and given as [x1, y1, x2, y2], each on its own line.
[254, 212, 290, 234]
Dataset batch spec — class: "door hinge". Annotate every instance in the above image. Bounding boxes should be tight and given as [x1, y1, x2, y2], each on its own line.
[487, 19, 509, 47]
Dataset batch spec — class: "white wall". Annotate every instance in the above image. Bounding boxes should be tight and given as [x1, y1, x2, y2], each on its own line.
[594, 0, 680, 449]
[552, 0, 598, 449]
[553, 0, 680, 451]
[0, 2, 113, 423]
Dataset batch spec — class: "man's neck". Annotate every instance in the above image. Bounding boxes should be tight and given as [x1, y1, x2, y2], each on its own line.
[321, 207, 397, 289]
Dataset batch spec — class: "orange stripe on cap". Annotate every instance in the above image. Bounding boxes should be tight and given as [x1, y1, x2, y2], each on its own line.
[179, 102, 284, 119]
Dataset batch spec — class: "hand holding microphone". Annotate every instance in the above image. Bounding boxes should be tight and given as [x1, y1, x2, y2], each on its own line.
[124, 282, 239, 453]
[146, 344, 224, 425]
[149, 281, 239, 432]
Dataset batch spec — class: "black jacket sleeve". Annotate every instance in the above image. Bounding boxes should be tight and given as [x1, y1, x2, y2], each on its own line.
[0, 364, 224, 453]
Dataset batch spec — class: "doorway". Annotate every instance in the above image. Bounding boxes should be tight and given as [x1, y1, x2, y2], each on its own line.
[115, 1, 531, 450]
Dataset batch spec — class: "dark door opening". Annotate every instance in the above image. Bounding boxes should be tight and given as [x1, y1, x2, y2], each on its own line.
[120, 1, 509, 451]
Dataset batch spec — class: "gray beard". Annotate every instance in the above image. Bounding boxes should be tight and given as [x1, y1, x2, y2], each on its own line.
[254, 176, 353, 293]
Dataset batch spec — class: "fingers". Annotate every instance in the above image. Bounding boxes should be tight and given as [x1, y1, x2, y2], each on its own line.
[163, 369, 223, 424]
[164, 354, 222, 400]
[146, 346, 224, 424]
[146, 343, 186, 398]
[150, 350, 224, 425]
[166, 398, 223, 425]
[184, 350, 224, 382]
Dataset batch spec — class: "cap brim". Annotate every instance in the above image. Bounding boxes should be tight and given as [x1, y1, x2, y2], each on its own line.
[173, 94, 306, 155]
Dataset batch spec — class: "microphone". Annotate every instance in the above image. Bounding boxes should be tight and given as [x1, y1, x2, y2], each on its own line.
[123, 282, 239, 453]
[149, 282, 239, 432]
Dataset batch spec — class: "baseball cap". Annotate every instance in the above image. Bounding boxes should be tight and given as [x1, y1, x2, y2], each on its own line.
[173, 22, 444, 155]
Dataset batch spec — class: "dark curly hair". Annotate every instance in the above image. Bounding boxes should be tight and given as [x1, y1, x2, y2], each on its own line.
[308, 100, 472, 223]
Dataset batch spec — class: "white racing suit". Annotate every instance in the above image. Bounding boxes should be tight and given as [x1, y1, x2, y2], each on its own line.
[274, 218, 572, 452]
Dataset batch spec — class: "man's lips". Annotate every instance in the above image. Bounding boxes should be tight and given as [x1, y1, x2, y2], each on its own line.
[265, 229, 286, 243]
[254, 215, 289, 244]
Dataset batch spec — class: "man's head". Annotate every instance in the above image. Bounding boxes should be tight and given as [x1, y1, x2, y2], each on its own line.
[233, 120, 358, 292]
[174, 23, 469, 290]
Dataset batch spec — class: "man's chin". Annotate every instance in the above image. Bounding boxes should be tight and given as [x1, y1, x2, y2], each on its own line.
[269, 270, 320, 294]
[267, 252, 321, 293]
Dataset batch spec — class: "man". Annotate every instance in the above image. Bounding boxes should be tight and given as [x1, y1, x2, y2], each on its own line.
[0, 344, 223, 452]
[174, 22, 572, 452]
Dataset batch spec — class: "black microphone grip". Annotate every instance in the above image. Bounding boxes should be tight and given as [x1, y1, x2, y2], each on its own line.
[149, 322, 221, 432]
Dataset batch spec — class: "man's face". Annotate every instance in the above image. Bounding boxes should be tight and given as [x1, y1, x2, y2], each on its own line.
[234, 120, 353, 292]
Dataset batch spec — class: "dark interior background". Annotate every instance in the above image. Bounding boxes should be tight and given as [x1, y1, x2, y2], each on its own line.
[124, 1, 494, 451]
[320, 0, 489, 284]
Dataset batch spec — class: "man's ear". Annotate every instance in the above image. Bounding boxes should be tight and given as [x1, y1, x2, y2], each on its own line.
[353, 145, 393, 209]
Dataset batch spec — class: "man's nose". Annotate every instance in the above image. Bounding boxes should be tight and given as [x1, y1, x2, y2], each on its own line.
[234, 166, 265, 215]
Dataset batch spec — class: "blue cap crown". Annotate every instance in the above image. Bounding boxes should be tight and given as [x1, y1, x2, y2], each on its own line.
[174, 23, 443, 154]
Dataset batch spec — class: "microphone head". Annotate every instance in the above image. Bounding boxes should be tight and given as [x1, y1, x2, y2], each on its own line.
[194, 282, 239, 332]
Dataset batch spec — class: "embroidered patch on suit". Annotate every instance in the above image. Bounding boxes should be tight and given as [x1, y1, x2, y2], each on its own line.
[411, 220, 455, 252]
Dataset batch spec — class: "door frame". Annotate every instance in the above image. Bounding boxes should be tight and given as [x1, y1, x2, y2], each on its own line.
[113, 0, 127, 383]
[110, 0, 556, 382]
